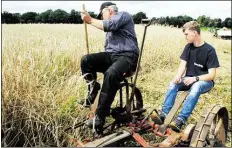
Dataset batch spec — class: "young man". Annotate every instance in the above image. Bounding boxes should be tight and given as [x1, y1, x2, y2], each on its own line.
[156, 21, 220, 132]
[80, 2, 139, 128]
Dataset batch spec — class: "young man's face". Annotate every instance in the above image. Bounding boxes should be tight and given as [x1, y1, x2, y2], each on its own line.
[184, 28, 197, 43]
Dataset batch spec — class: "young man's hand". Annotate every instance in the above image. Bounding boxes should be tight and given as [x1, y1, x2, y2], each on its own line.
[183, 77, 196, 86]
[81, 11, 92, 24]
[173, 75, 182, 84]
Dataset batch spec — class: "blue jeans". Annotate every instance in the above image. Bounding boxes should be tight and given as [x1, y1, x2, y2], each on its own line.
[161, 78, 214, 123]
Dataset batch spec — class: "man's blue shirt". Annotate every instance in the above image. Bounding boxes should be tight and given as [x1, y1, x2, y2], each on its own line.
[103, 11, 139, 55]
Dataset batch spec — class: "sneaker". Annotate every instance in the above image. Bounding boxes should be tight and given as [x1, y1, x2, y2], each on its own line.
[159, 113, 166, 123]
[78, 82, 101, 106]
[169, 118, 184, 132]
[85, 115, 105, 128]
[151, 111, 166, 125]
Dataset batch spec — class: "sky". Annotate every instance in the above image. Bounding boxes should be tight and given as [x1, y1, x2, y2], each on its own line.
[2, 1, 231, 20]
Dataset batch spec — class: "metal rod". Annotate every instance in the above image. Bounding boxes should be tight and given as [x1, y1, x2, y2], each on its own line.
[129, 20, 152, 106]
[120, 88, 123, 108]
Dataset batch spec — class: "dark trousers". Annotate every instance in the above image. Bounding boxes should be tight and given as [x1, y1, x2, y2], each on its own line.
[81, 52, 138, 118]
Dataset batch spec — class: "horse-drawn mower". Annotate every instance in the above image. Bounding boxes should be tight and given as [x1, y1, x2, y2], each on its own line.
[69, 96, 228, 147]
[67, 19, 229, 147]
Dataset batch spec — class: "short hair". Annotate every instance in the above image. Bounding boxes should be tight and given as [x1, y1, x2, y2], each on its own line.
[108, 5, 118, 12]
[182, 21, 201, 34]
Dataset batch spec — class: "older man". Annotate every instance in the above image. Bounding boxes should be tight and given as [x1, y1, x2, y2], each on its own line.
[80, 2, 139, 128]
[155, 21, 220, 132]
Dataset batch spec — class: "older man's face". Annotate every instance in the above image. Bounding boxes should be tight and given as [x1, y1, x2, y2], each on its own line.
[101, 8, 111, 20]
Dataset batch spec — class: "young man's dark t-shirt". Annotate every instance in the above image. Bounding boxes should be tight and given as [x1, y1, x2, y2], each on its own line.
[180, 42, 220, 78]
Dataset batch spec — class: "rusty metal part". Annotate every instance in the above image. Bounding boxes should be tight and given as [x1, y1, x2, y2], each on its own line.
[95, 131, 123, 147]
[73, 138, 85, 147]
[83, 130, 131, 147]
[190, 104, 228, 147]
[123, 128, 151, 147]
[171, 124, 196, 147]
[138, 108, 155, 128]
[131, 132, 151, 147]
[159, 91, 189, 134]
[83, 119, 153, 147]
[181, 123, 195, 141]
[152, 124, 167, 137]
[159, 130, 182, 147]
[150, 143, 160, 147]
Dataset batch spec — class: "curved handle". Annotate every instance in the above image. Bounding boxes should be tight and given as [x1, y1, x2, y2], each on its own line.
[146, 20, 152, 27]
[141, 19, 152, 27]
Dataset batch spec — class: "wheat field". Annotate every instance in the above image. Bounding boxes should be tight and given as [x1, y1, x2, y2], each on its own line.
[1, 24, 231, 147]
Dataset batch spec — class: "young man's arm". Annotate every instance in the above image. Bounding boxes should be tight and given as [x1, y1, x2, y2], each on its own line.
[198, 68, 216, 81]
[173, 60, 187, 84]
[183, 68, 216, 86]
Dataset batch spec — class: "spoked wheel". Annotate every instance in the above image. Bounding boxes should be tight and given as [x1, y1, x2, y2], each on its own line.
[112, 82, 143, 113]
[110, 82, 143, 131]
[190, 104, 228, 147]
[127, 83, 143, 111]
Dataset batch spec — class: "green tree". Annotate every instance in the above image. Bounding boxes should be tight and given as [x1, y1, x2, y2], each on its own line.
[224, 17, 232, 28]
[221, 20, 226, 27]
[183, 15, 193, 24]
[197, 15, 206, 26]
[21, 12, 37, 23]
[208, 19, 215, 27]
[12, 13, 21, 23]
[40, 9, 53, 23]
[69, 9, 76, 23]
[88, 11, 97, 19]
[165, 16, 170, 25]
[132, 12, 147, 24]
[169, 17, 178, 27]
[227, 19, 232, 28]
[151, 17, 157, 24]
[35, 14, 41, 23]
[68, 9, 82, 24]
[2, 11, 20, 24]
[177, 15, 184, 27]
[157, 17, 166, 25]
[48, 12, 55, 23]
[50, 9, 69, 23]
[2, 11, 10, 23]
[213, 18, 222, 28]
[203, 17, 211, 27]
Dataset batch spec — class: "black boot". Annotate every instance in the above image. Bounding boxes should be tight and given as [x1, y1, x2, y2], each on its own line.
[169, 118, 185, 132]
[78, 81, 101, 107]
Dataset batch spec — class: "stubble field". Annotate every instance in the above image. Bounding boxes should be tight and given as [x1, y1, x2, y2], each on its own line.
[2, 24, 231, 146]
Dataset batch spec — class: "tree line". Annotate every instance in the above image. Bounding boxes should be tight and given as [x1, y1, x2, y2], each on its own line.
[2, 9, 232, 28]
[151, 14, 232, 28]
